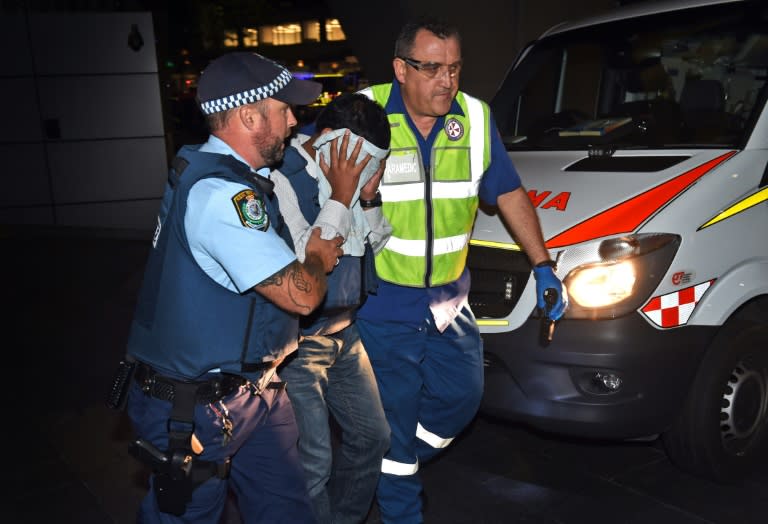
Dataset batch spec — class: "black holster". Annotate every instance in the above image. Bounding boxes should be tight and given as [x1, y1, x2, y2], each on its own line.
[129, 438, 230, 516]
[153, 449, 196, 516]
[129, 377, 232, 516]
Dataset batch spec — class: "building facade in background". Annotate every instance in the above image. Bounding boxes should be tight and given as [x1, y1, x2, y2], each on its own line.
[1, 0, 617, 233]
[0, 10, 167, 231]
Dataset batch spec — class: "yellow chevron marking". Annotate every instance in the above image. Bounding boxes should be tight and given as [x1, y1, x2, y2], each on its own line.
[469, 239, 522, 250]
[476, 319, 510, 326]
[699, 187, 768, 230]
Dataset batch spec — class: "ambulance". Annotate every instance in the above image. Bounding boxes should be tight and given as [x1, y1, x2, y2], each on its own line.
[469, 0, 767, 482]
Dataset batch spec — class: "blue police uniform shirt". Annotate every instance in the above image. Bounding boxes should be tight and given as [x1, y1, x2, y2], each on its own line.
[186, 135, 297, 293]
[357, 80, 522, 325]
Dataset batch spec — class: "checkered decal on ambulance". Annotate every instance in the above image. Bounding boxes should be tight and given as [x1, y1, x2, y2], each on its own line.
[641, 279, 715, 328]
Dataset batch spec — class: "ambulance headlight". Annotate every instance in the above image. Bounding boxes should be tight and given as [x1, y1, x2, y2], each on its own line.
[563, 233, 680, 319]
[567, 261, 636, 308]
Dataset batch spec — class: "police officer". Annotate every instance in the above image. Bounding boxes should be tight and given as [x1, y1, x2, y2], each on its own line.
[357, 18, 568, 523]
[120, 52, 342, 523]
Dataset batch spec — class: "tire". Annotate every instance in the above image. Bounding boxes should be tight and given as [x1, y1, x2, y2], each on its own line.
[662, 316, 768, 483]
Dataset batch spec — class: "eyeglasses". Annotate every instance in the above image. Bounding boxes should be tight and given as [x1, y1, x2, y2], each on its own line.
[397, 56, 462, 79]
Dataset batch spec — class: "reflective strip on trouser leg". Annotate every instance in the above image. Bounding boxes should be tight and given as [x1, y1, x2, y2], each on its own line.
[416, 422, 454, 449]
[381, 457, 419, 476]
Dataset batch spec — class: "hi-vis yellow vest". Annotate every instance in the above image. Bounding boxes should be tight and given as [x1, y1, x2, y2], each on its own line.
[360, 84, 491, 287]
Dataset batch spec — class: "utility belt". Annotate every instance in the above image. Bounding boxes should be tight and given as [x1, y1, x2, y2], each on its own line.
[134, 362, 250, 404]
[106, 358, 282, 411]
[106, 358, 282, 516]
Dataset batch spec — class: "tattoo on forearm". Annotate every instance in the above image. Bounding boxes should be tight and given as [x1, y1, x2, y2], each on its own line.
[259, 272, 284, 287]
[291, 263, 312, 293]
[301, 256, 327, 300]
[257, 259, 326, 313]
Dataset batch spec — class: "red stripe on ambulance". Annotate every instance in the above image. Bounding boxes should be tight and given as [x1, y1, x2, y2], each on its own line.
[542, 151, 737, 248]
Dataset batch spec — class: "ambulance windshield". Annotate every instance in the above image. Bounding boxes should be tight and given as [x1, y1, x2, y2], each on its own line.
[492, 2, 768, 150]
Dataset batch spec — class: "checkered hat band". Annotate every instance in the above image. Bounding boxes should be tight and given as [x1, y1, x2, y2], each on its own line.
[200, 68, 293, 115]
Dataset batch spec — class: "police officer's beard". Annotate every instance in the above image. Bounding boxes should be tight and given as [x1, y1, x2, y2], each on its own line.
[252, 132, 285, 166]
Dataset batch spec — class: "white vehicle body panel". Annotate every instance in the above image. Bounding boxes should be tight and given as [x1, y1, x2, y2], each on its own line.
[471, 0, 767, 481]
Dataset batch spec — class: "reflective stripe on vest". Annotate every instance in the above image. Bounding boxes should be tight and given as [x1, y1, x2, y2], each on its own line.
[360, 85, 490, 286]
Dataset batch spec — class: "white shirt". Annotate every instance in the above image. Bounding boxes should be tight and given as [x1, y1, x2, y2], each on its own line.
[271, 134, 392, 262]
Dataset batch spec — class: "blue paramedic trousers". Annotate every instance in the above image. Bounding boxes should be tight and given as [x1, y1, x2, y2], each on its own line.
[126, 372, 315, 524]
[357, 306, 483, 524]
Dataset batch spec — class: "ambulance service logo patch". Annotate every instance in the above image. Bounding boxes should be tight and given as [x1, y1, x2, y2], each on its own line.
[232, 189, 269, 230]
[444, 118, 464, 140]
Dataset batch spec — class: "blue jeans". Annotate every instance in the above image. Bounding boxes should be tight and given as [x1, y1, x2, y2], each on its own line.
[279, 323, 390, 524]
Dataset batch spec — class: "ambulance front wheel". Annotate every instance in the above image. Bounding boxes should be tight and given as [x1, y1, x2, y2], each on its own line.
[662, 315, 768, 483]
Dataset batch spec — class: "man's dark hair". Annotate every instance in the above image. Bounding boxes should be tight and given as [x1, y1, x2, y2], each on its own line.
[315, 93, 391, 150]
[394, 16, 461, 59]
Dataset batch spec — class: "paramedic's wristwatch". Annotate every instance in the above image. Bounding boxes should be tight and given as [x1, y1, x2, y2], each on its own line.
[359, 191, 382, 209]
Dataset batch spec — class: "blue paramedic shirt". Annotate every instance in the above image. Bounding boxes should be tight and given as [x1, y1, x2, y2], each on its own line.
[357, 80, 522, 326]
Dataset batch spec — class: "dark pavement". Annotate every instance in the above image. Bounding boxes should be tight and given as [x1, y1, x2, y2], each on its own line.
[8, 226, 767, 523]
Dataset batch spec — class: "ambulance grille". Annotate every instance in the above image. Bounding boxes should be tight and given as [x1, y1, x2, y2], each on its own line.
[467, 245, 531, 319]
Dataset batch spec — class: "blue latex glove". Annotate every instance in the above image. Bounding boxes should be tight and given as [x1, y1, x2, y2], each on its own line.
[533, 263, 568, 321]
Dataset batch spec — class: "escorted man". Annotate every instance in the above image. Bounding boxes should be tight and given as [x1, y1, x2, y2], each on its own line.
[357, 18, 568, 523]
[117, 52, 341, 523]
[272, 93, 392, 524]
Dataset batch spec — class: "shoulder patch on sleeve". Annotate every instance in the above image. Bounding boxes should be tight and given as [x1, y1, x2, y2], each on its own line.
[231, 189, 270, 231]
